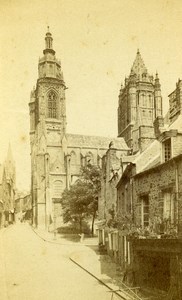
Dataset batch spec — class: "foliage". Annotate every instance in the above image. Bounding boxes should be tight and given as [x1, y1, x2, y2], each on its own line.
[61, 163, 101, 234]
[107, 211, 178, 239]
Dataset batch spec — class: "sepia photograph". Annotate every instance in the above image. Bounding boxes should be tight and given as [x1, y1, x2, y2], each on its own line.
[0, 0, 182, 299]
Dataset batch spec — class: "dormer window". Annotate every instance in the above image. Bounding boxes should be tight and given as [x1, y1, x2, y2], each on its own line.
[163, 138, 171, 162]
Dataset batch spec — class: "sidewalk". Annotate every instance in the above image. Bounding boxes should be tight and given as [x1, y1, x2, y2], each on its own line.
[32, 226, 99, 246]
[33, 226, 136, 300]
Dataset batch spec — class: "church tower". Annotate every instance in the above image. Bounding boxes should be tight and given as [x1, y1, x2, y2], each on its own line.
[29, 29, 130, 231]
[118, 50, 163, 153]
[29, 28, 67, 229]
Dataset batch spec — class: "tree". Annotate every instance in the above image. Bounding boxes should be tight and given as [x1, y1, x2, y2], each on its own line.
[80, 164, 101, 234]
[61, 164, 101, 234]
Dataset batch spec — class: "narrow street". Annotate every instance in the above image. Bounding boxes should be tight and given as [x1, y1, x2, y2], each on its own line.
[0, 224, 115, 300]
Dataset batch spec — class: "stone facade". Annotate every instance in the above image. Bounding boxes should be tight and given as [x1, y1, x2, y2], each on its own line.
[29, 29, 128, 230]
[98, 145, 128, 221]
[125, 155, 182, 297]
[15, 192, 32, 222]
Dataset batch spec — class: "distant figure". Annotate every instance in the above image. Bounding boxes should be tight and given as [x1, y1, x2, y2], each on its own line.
[109, 141, 114, 148]
[79, 233, 84, 243]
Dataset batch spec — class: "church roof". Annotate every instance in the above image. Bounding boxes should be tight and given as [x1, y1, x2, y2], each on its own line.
[131, 49, 148, 77]
[66, 133, 129, 150]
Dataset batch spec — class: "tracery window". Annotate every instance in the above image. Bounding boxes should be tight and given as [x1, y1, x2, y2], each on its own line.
[48, 91, 57, 118]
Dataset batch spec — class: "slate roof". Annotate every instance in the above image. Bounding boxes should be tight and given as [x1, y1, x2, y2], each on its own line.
[66, 133, 129, 150]
[133, 114, 182, 174]
[133, 140, 161, 173]
[131, 50, 148, 77]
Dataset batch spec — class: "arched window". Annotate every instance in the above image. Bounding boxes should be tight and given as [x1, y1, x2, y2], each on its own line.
[47, 91, 57, 118]
[70, 151, 77, 165]
[53, 180, 63, 198]
[142, 94, 146, 107]
[148, 94, 152, 108]
[86, 152, 94, 165]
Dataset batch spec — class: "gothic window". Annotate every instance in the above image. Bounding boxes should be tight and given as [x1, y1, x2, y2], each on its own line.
[70, 151, 77, 165]
[148, 94, 152, 107]
[53, 180, 63, 198]
[86, 152, 94, 165]
[47, 91, 57, 119]
[142, 94, 146, 107]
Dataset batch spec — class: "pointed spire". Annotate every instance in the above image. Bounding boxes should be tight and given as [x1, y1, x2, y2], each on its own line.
[131, 49, 148, 78]
[4, 143, 15, 181]
[119, 82, 123, 95]
[155, 71, 161, 90]
[7, 143, 14, 163]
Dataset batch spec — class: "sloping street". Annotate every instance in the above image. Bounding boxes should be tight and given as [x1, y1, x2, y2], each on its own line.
[0, 224, 116, 300]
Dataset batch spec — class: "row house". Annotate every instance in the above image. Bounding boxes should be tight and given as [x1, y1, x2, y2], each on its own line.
[15, 192, 32, 222]
[0, 145, 16, 227]
[115, 80, 182, 298]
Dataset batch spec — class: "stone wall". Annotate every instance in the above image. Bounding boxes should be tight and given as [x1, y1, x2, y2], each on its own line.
[133, 160, 176, 226]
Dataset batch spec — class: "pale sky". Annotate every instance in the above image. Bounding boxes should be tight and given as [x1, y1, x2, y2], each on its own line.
[0, 0, 182, 190]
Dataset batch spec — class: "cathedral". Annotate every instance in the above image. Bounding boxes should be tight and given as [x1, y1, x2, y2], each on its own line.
[29, 29, 128, 230]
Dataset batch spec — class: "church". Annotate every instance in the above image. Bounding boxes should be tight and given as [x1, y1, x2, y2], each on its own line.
[29, 29, 128, 230]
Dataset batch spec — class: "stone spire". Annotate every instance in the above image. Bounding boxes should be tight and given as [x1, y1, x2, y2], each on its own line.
[7, 143, 14, 164]
[4, 143, 15, 181]
[155, 72, 161, 90]
[131, 49, 148, 78]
